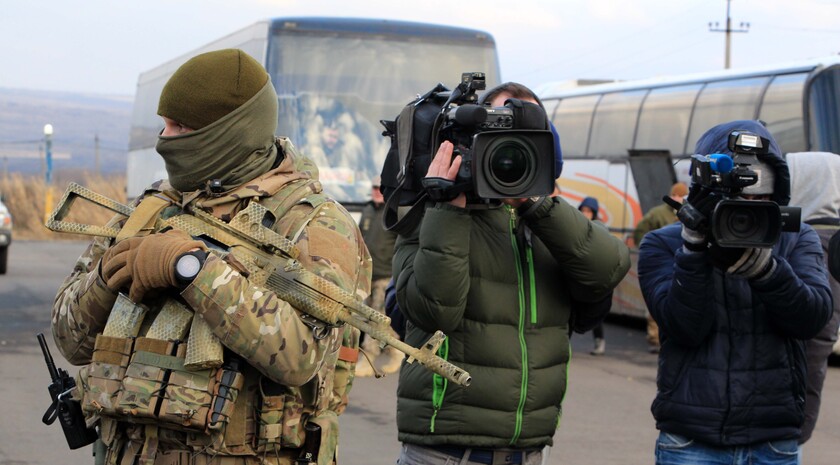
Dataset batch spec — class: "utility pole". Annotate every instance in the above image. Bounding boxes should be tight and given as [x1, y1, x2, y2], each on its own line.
[43, 124, 54, 224]
[709, 0, 750, 69]
[94, 133, 100, 176]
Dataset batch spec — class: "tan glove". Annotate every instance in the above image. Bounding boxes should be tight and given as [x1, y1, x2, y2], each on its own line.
[100, 229, 207, 302]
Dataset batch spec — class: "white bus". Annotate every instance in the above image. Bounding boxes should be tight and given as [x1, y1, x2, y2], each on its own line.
[128, 17, 501, 207]
[538, 56, 840, 318]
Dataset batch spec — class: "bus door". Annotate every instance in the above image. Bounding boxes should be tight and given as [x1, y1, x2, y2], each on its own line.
[627, 149, 677, 216]
[611, 149, 678, 318]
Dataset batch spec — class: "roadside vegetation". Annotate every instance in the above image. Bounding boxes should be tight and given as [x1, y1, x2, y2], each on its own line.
[0, 172, 126, 240]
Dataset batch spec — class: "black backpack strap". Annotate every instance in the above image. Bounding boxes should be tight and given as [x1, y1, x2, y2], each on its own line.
[382, 186, 429, 235]
[396, 103, 416, 184]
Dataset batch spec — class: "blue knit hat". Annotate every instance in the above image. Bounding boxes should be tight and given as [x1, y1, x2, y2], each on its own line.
[578, 196, 599, 216]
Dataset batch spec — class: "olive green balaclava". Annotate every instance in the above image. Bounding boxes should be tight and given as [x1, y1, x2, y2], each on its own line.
[156, 49, 279, 193]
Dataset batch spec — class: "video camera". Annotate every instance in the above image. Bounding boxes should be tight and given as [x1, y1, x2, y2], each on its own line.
[680, 130, 800, 248]
[423, 72, 556, 200]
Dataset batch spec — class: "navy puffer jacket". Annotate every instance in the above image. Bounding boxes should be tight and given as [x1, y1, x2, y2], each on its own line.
[638, 120, 832, 446]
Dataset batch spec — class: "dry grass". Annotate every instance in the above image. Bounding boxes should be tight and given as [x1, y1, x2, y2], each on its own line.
[0, 172, 127, 240]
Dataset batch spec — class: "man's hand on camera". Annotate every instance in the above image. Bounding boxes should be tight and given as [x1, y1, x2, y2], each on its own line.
[427, 141, 466, 208]
[681, 224, 708, 253]
[677, 185, 724, 251]
[709, 244, 775, 280]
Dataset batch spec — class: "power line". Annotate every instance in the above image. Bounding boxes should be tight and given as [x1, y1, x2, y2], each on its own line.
[763, 26, 840, 34]
[0, 139, 43, 146]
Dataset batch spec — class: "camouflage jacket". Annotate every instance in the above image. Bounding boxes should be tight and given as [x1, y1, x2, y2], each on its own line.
[633, 202, 678, 246]
[51, 138, 371, 463]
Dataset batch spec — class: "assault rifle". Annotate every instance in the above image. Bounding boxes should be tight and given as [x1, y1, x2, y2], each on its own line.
[45, 183, 471, 387]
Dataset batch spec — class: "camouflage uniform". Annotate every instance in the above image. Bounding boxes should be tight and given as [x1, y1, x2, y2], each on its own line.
[52, 140, 371, 465]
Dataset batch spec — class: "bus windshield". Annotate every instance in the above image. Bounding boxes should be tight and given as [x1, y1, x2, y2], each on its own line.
[266, 28, 499, 204]
[126, 19, 500, 204]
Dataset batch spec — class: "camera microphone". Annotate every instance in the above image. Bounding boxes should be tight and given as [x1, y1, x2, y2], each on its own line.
[449, 104, 488, 127]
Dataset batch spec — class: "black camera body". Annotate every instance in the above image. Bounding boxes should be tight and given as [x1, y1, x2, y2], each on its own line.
[683, 130, 800, 248]
[432, 72, 556, 200]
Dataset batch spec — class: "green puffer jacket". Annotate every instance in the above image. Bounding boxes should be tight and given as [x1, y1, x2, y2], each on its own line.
[393, 198, 630, 449]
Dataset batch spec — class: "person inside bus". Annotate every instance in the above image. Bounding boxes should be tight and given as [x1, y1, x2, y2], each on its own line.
[392, 82, 630, 465]
[786, 151, 840, 452]
[637, 119, 832, 465]
[578, 196, 610, 355]
[51, 49, 370, 465]
[633, 181, 688, 354]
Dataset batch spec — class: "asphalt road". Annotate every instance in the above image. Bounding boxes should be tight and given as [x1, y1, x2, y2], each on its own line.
[1, 240, 838, 465]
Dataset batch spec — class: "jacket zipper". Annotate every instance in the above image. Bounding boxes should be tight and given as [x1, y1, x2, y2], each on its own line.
[525, 229, 537, 325]
[429, 336, 449, 433]
[508, 207, 529, 445]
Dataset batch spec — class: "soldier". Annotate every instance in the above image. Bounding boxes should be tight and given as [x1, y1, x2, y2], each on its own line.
[51, 49, 371, 465]
[633, 181, 687, 353]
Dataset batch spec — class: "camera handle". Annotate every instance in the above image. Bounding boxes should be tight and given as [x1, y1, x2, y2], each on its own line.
[662, 196, 682, 211]
[668, 196, 706, 232]
[421, 177, 470, 202]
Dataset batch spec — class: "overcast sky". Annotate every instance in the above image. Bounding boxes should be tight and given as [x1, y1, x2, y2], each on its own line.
[2, 0, 839, 96]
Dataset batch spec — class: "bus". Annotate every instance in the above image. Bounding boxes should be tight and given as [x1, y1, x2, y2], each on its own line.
[537, 56, 840, 318]
[128, 17, 501, 207]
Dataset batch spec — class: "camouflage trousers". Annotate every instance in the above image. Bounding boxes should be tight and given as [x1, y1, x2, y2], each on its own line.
[113, 448, 334, 465]
[153, 450, 300, 465]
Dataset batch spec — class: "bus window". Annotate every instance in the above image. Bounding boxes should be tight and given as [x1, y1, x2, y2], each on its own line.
[635, 84, 702, 156]
[543, 99, 560, 121]
[687, 77, 769, 151]
[551, 95, 601, 157]
[588, 90, 647, 158]
[808, 66, 840, 154]
[759, 73, 807, 155]
[266, 28, 499, 203]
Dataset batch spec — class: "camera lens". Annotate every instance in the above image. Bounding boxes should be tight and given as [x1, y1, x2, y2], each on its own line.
[490, 143, 529, 184]
[725, 207, 762, 239]
[712, 199, 781, 247]
[482, 136, 537, 196]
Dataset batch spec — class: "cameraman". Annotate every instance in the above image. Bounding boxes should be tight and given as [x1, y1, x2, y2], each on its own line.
[393, 83, 630, 465]
[638, 120, 832, 465]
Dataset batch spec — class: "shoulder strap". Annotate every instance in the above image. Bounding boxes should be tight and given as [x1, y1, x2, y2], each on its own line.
[258, 177, 331, 240]
[115, 194, 174, 242]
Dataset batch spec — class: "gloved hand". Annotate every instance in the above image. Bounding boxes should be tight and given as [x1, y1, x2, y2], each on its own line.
[681, 224, 708, 253]
[677, 186, 724, 252]
[681, 185, 724, 231]
[100, 229, 207, 302]
[709, 243, 775, 280]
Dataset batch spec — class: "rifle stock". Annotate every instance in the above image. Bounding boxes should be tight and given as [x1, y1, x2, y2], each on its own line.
[46, 183, 472, 387]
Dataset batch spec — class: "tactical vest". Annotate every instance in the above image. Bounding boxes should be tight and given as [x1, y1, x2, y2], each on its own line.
[75, 146, 359, 465]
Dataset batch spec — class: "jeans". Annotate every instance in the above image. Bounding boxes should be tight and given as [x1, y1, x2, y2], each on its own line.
[655, 432, 800, 465]
[397, 443, 543, 465]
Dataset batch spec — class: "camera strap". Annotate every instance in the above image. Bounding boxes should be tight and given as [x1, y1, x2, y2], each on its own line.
[381, 102, 426, 235]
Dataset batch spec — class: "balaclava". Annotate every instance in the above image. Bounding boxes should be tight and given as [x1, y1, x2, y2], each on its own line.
[156, 49, 279, 193]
